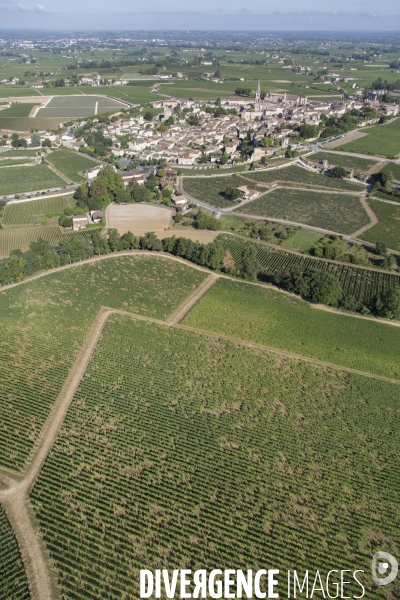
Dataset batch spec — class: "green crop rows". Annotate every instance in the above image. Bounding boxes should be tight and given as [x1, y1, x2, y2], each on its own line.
[243, 164, 365, 191]
[216, 234, 400, 304]
[0, 227, 97, 258]
[46, 149, 99, 182]
[360, 199, 400, 251]
[30, 316, 400, 599]
[0, 163, 65, 195]
[0, 103, 39, 117]
[235, 188, 370, 234]
[182, 174, 249, 208]
[0, 256, 207, 471]
[183, 278, 400, 379]
[308, 151, 377, 172]
[0, 507, 30, 600]
[3, 196, 69, 225]
[37, 95, 127, 118]
[337, 118, 400, 159]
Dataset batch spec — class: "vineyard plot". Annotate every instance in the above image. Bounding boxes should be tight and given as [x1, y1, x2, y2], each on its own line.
[0, 256, 207, 471]
[30, 316, 400, 600]
[243, 164, 364, 191]
[3, 196, 70, 226]
[216, 234, 400, 305]
[0, 507, 30, 600]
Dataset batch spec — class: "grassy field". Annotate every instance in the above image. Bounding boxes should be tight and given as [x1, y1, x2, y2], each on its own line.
[235, 188, 370, 235]
[308, 151, 378, 172]
[2, 196, 71, 225]
[281, 228, 322, 251]
[360, 199, 400, 251]
[337, 119, 400, 159]
[0, 507, 30, 600]
[0, 226, 64, 257]
[183, 278, 400, 379]
[0, 256, 207, 471]
[29, 315, 400, 599]
[0, 158, 35, 167]
[46, 148, 99, 182]
[0, 164, 66, 195]
[377, 162, 400, 181]
[244, 164, 365, 191]
[215, 234, 400, 306]
[0, 149, 39, 157]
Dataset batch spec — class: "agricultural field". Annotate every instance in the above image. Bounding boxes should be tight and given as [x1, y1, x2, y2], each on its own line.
[183, 278, 400, 379]
[280, 228, 322, 252]
[0, 507, 30, 600]
[0, 117, 64, 132]
[360, 199, 400, 251]
[244, 164, 365, 191]
[235, 188, 370, 235]
[308, 151, 378, 172]
[0, 102, 39, 117]
[337, 118, 400, 159]
[215, 234, 400, 305]
[46, 148, 99, 182]
[0, 256, 207, 471]
[0, 226, 63, 257]
[36, 95, 128, 118]
[181, 174, 250, 208]
[0, 149, 39, 157]
[377, 162, 400, 181]
[2, 196, 71, 226]
[30, 315, 400, 599]
[0, 158, 35, 167]
[0, 164, 66, 195]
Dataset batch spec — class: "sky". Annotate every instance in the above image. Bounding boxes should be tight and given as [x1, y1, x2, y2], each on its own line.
[1, 0, 400, 31]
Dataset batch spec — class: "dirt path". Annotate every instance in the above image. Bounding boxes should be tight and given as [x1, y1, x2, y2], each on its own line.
[45, 160, 72, 184]
[0, 308, 111, 600]
[351, 196, 378, 237]
[167, 273, 219, 325]
[311, 303, 400, 327]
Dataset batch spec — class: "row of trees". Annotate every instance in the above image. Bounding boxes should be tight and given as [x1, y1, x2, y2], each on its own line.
[1, 230, 399, 317]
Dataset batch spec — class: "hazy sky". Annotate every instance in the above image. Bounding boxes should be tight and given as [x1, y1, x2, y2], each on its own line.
[1, 0, 400, 30]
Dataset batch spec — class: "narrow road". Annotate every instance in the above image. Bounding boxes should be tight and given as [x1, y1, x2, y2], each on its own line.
[167, 273, 218, 325]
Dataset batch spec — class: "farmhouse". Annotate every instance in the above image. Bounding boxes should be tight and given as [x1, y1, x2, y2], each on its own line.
[172, 193, 188, 206]
[71, 215, 88, 230]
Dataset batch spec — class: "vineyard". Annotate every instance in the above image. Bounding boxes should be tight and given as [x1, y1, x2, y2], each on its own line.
[0, 256, 207, 471]
[0, 507, 30, 600]
[0, 226, 63, 257]
[243, 164, 365, 191]
[234, 188, 370, 234]
[46, 149, 99, 183]
[30, 316, 400, 599]
[308, 151, 377, 172]
[360, 198, 400, 251]
[0, 163, 66, 195]
[181, 174, 251, 208]
[2, 196, 71, 226]
[216, 234, 400, 305]
[183, 277, 400, 379]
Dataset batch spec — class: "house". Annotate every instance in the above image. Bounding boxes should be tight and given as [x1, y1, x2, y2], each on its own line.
[86, 166, 103, 180]
[236, 186, 259, 201]
[71, 215, 87, 231]
[172, 193, 187, 206]
[90, 210, 104, 223]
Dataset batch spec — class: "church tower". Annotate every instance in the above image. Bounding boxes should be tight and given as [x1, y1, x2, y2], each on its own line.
[255, 80, 261, 112]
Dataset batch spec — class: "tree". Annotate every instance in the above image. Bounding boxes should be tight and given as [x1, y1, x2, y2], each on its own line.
[330, 166, 348, 179]
[107, 228, 121, 252]
[140, 232, 159, 250]
[308, 271, 342, 305]
[97, 166, 125, 201]
[90, 230, 109, 255]
[222, 250, 236, 274]
[143, 111, 153, 121]
[224, 185, 241, 201]
[31, 133, 40, 147]
[261, 136, 273, 148]
[120, 231, 138, 250]
[59, 215, 72, 228]
[220, 151, 229, 165]
[42, 138, 52, 148]
[132, 186, 151, 203]
[378, 287, 400, 319]
[195, 210, 219, 231]
[375, 241, 388, 256]
[29, 238, 60, 269]
[89, 180, 111, 210]
[238, 246, 259, 280]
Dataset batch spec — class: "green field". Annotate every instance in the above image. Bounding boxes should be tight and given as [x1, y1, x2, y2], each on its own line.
[30, 315, 400, 599]
[183, 278, 400, 379]
[182, 174, 248, 208]
[0, 164, 66, 195]
[0, 158, 35, 167]
[281, 228, 322, 251]
[215, 234, 400, 305]
[378, 162, 400, 181]
[308, 151, 378, 172]
[0, 117, 64, 132]
[0, 102, 39, 117]
[338, 119, 400, 159]
[0, 226, 63, 257]
[0, 149, 39, 157]
[236, 188, 370, 235]
[0, 507, 30, 600]
[37, 94, 128, 118]
[2, 196, 71, 225]
[0, 256, 207, 471]
[360, 198, 400, 251]
[244, 164, 365, 191]
[46, 148, 99, 182]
